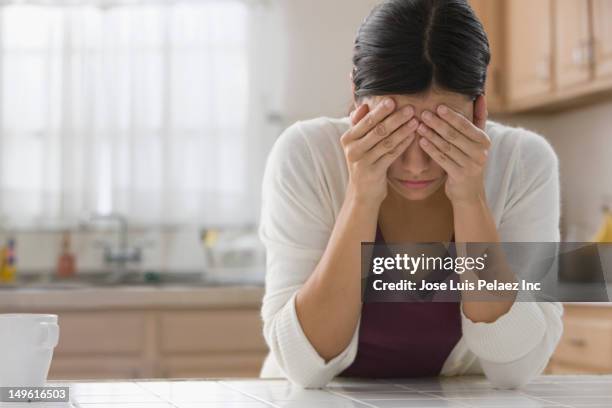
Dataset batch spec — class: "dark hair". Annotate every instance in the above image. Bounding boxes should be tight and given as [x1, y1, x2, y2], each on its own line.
[352, 0, 490, 103]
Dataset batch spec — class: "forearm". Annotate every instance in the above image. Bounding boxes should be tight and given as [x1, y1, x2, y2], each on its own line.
[295, 189, 378, 361]
[453, 195, 515, 323]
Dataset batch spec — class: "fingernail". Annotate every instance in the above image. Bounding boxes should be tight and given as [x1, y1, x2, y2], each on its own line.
[384, 98, 394, 108]
[422, 111, 433, 121]
[408, 118, 418, 127]
[420, 138, 429, 146]
[403, 106, 414, 117]
[437, 105, 448, 115]
[418, 124, 427, 134]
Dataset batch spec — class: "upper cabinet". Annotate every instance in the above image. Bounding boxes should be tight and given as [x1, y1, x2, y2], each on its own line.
[469, 0, 504, 111]
[553, 0, 591, 90]
[471, 0, 612, 113]
[505, 0, 553, 103]
[592, 0, 612, 80]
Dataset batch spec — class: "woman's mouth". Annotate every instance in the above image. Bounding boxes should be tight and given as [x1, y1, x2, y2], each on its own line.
[398, 178, 437, 189]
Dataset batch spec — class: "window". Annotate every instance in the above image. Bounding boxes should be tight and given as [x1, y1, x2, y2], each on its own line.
[0, 0, 262, 227]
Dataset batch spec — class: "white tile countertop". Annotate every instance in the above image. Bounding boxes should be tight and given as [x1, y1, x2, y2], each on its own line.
[9, 375, 612, 408]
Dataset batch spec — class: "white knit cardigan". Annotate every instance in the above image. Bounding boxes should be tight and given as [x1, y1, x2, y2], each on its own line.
[257, 116, 564, 389]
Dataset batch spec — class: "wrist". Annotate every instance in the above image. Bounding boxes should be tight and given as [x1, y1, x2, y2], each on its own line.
[345, 184, 383, 213]
[451, 190, 487, 210]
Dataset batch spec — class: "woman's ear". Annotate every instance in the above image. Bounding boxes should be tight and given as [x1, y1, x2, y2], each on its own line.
[473, 94, 488, 131]
[349, 70, 357, 109]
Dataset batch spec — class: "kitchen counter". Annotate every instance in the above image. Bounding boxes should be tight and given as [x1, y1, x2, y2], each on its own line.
[2, 283, 609, 312]
[0, 285, 264, 311]
[37, 375, 612, 407]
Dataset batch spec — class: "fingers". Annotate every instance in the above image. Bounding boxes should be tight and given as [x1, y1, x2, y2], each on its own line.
[373, 128, 416, 170]
[420, 110, 482, 161]
[419, 136, 462, 176]
[436, 104, 491, 146]
[367, 119, 417, 166]
[350, 104, 369, 126]
[416, 122, 469, 167]
[355, 105, 416, 155]
[343, 97, 396, 143]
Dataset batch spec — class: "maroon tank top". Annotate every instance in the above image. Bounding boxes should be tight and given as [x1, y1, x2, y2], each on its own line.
[339, 224, 462, 378]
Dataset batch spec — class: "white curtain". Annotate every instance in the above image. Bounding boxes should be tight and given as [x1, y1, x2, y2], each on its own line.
[0, 0, 275, 227]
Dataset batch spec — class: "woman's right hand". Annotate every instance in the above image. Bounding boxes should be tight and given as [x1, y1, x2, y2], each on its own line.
[341, 97, 419, 208]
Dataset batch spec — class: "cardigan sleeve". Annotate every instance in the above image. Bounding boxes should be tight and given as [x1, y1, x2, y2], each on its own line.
[258, 121, 360, 388]
[461, 128, 564, 389]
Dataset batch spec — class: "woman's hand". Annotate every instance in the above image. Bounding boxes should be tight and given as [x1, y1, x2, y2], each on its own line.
[416, 95, 491, 206]
[342, 98, 419, 208]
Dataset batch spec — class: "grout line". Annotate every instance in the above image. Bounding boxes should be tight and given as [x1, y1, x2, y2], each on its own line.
[219, 380, 282, 408]
[329, 384, 475, 408]
[417, 390, 482, 407]
[325, 388, 379, 408]
[133, 381, 181, 408]
[517, 390, 575, 408]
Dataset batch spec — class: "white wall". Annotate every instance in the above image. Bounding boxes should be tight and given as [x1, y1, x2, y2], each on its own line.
[276, 0, 380, 125]
[495, 101, 612, 241]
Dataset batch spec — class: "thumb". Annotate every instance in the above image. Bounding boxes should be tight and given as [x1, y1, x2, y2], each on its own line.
[473, 94, 488, 131]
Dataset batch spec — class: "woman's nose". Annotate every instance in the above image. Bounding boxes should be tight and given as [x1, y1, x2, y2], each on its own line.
[400, 133, 430, 174]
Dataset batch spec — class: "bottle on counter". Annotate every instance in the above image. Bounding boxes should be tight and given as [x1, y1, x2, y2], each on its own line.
[56, 231, 76, 278]
[0, 237, 17, 284]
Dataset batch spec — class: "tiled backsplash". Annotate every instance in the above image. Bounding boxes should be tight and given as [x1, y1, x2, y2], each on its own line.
[2, 227, 230, 274]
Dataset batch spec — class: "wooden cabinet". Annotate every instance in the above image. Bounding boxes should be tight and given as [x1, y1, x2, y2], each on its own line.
[47, 308, 268, 380]
[547, 304, 612, 374]
[47, 357, 143, 380]
[159, 310, 266, 353]
[161, 354, 266, 378]
[157, 310, 268, 379]
[470, 0, 612, 113]
[505, 0, 554, 103]
[592, 0, 612, 80]
[469, 0, 504, 111]
[54, 312, 145, 355]
[553, 0, 592, 90]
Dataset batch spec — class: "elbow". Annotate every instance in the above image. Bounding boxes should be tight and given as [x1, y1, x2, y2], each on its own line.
[482, 314, 562, 390]
[485, 366, 538, 390]
[262, 313, 337, 390]
[284, 370, 332, 389]
[481, 353, 548, 390]
[263, 329, 334, 389]
[264, 337, 334, 389]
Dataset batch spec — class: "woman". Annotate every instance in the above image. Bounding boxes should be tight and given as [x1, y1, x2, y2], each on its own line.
[258, 0, 563, 389]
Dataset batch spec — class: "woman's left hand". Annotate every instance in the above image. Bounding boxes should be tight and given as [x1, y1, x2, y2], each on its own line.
[417, 95, 491, 206]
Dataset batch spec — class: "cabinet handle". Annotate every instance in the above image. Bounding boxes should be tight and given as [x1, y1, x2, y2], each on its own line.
[572, 46, 585, 66]
[537, 58, 551, 81]
[577, 40, 595, 66]
[586, 41, 596, 65]
[568, 338, 587, 348]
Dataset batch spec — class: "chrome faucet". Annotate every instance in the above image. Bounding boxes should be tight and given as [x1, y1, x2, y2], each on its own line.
[88, 212, 142, 272]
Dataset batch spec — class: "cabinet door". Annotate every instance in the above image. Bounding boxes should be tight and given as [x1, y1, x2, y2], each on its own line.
[592, 0, 612, 79]
[505, 0, 553, 102]
[54, 312, 145, 355]
[553, 315, 612, 371]
[48, 357, 142, 380]
[554, 0, 592, 89]
[161, 354, 267, 378]
[159, 310, 267, 353]
[469, 0, 503, 110]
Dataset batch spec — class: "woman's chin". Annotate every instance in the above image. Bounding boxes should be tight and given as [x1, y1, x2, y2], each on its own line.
[388, 177, 445, 201]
